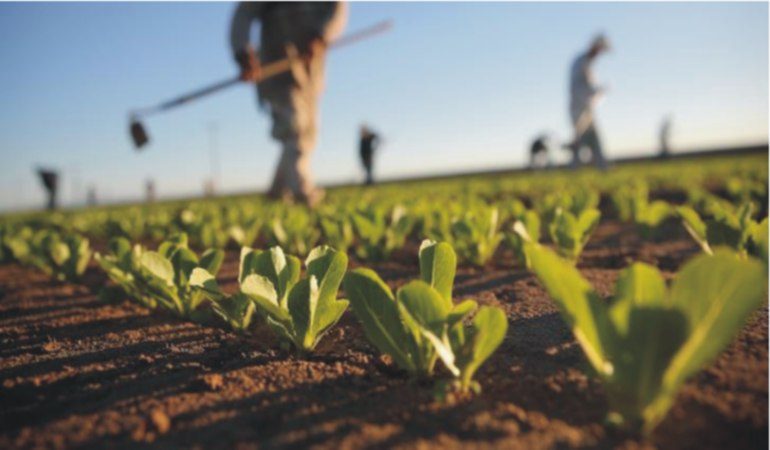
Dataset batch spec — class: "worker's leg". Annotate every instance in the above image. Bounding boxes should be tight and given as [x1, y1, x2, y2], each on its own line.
[263, 51, 325, 205]
[584, 125, 608, 170]
[364, 157, 373, 185]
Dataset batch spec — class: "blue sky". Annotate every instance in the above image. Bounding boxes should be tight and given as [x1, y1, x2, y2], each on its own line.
[0, 2, 767, 211]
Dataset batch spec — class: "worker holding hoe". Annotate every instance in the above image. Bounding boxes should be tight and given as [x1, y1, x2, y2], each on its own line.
[230, 2, 348, 207]
[358, 124, 380, 185]
[566, 34, 610, 170]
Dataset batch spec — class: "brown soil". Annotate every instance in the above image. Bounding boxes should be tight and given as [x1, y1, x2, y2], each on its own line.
[0, 220, 766, 449]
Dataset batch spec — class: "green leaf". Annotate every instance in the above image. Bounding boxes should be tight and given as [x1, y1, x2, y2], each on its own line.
[306, 246, 348, 309]
[170, 247, 199, 284]
[525, 242, 613, 375]
[108, 237, 131, 259]
[396, 281, 450, 333]
[457, 306, 508, 390]
[211, 292, 256, 331]
[676, 206, 711, 254]
[418, 240, 457, 304]
[750, 218, 768, 263]
[200, 248, 225, 275]
[609, 263, 667, 336]
[189, 267, 224, 300]
[664, 250, 766, 389]
[447, 299, 477, 327]
[241, 273, 290, 323]
[140, 251, 175, 286]
[50, 241, 71, 267]
[343, 269, 415, 372]
[305, 246, 349, 341]
[287, 277, 318, 350]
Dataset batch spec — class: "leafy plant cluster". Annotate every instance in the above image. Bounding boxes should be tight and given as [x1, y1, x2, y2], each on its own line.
[521, 239, 766, 433]
[345, 240, 507, 393]
[1, 225, 91, 282]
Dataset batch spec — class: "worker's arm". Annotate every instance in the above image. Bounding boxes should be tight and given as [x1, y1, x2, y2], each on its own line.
[230, 2, 264, 81]
[321, 2, 349, 44]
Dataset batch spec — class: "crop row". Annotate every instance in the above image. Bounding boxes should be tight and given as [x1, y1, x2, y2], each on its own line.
[0, 222, 766, 434]
[0, 155, 766, 435]
[1, 178, 766, 279]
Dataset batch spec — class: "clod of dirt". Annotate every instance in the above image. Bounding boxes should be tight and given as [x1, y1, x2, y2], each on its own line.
[202, 373, 224, 391]
[42, 340, 61, 352]
[150, 409, 171, 434]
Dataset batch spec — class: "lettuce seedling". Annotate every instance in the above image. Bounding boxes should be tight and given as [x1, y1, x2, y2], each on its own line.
[677, 203, 762, 257]
[1, 226, 33, 264]
[450, 207, 504, 266]
[95, 233, 224, 319]
[228, 218, 261, 248]
[319, 215, 355, 253]
[188, 270, 258, 332]
[352, 205, 414, 261]
[27, 230, 92, 282]
[269, 209, 321, 256]
[345, 240, 507, 391]
[195, 245, 348, 352]
[505, 209, 540, 269]
[548, 207, 601, 262]
[95, 236, 157, 308]
[524, 242, 766, 433]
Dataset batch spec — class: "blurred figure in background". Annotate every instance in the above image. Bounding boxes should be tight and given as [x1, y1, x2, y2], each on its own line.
[566, 34, 610, 170]
[36, 168, 59, 211]
[529, 132, 555, 169]
[359, 124, 380, 185]
[230, 2, 348, 207]
[86, 185, 97, 207]
[146, 179, 156, 203]
[659, 116, 673, 158]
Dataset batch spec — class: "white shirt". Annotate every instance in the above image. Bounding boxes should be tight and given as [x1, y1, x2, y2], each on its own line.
[569, 52, 603, 126]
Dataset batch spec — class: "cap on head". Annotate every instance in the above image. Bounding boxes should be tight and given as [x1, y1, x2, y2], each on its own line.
[591, 33, 610, 53]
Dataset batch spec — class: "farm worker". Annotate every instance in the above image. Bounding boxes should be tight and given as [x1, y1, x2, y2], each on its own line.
[358, 124, 380, 185]
[230, 2, 348, 207]
[529, 133, 554, 169]
[566, 33, 610, 170]
[36, 168, 59, 211]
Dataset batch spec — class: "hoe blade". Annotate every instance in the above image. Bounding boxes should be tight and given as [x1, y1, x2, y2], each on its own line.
[130, 120, 149, 150]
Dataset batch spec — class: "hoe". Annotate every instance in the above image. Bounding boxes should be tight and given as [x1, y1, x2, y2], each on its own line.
[129, 20, 392, 150]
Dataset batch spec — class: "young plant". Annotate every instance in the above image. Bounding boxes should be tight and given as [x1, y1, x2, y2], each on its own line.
[268, 208, 321, 256]
[228, 218, 261, 248]
[450, 206, 504, 266]
[677, 203, 762, 257]
[95, 233, 224, 319]
[1, 226, 33, 264]
[27, 230, 92, 282]
[351, 205, 414, 261]
[625, 183, 672, 238]
[504, 208, 540, 269]
[524, 242, 766, 434]
[197, 245, 348, 352]
[319, 215, 355, 253]
[548, 207, 601, 262]
[189, 274, 258, 333]
[344, 240, 507, 392]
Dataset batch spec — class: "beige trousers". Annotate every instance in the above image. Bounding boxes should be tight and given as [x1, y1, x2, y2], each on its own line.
[261, 50, 325, 199]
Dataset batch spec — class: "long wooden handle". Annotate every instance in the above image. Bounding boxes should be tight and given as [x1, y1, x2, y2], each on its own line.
[257, 19, 393, 82]
[139, 20, 393, 117]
